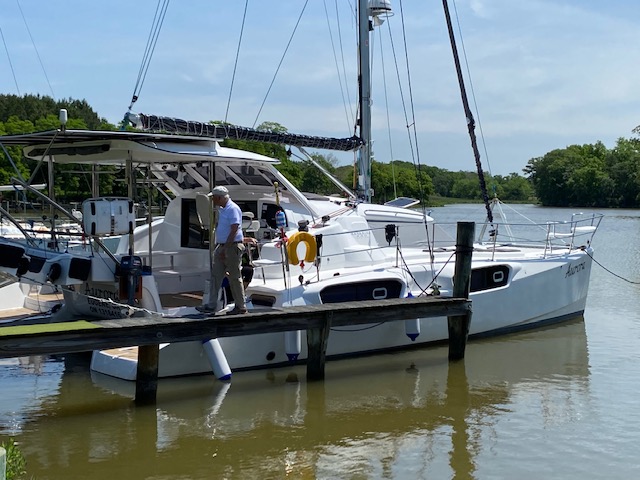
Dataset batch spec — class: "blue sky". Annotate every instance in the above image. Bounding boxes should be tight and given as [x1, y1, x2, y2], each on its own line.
[2, 0, 640, 176]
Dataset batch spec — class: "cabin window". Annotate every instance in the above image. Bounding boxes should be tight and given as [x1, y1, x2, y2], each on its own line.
[320, 280, 403, 303]
[180, 198, 208, 249]
[228, 165, 273, 186]
[213, 165, 241, 186]
[470, 265, 510, 292]
[166, 169, 199, 189]
[234, 201, 258, 220]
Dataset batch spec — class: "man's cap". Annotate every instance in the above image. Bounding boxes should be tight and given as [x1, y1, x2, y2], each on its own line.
[208, 185, 229, 197]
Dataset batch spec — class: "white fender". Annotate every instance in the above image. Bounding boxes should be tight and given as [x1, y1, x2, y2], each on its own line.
[405, 319, 420, 341]
[202, 339, 232, 381]
[284, 330, 302, 361]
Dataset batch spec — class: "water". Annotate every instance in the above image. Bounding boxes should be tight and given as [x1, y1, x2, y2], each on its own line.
[1, 204, 639, 479]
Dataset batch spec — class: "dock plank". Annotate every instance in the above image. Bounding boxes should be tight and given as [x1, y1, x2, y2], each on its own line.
[0, 296, 471, 358]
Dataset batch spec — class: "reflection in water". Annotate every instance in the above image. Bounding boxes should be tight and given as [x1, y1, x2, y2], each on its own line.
[1, 319, 590, 479]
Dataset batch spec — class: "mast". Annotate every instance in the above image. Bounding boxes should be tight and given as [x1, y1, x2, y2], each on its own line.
[357, 1, 393, 203]
[357, 0, 372, 203]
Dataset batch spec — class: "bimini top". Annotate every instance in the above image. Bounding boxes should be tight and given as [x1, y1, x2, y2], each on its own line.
[0, 129, 279, 165]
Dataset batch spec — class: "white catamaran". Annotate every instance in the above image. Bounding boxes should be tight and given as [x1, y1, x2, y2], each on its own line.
[0, 1, 602, 380]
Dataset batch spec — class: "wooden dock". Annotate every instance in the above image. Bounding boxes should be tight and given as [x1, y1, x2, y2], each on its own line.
[0, 222, 476, 404]
[0, 296, 471, 359]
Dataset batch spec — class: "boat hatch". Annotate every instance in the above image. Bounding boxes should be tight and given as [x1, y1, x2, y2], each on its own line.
[470, 265, 510, 292]
[250, 294, 276, 307]
[320, 280, 403, 303]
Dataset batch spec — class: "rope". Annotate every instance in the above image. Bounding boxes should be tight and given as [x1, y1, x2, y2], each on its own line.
[224, 0, 248, 124]
[381, 6, 435, 276]
[442, 0, 493, 224]
[586, 250, 640, 285]
[127, 0, 171, 111]
[451, 0, 492, 176]
[0, 25, 20, 95]
[252, 0, 309, 128]
[397, 247, 456, 296]
[323, 0, 355, 132]
[331, 322, 386, 332]
[16, 0, 55, 99]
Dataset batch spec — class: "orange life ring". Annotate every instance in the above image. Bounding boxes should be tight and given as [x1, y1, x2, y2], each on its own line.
[287, 231, 317, 265]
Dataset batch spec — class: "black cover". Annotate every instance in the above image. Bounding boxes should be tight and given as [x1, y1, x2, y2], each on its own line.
[137, 114, 362, 152]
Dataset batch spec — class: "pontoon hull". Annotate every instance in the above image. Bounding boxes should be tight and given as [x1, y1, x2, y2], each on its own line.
[90, 250, 592, 380]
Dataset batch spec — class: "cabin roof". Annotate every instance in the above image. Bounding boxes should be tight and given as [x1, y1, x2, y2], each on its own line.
[0, 129, 279, 165]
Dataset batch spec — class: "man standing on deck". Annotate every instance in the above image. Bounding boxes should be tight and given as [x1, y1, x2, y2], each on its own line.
[200, 185, 248, 315]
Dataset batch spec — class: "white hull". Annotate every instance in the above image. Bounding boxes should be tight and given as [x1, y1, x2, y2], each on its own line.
[91, 248, 593, 380]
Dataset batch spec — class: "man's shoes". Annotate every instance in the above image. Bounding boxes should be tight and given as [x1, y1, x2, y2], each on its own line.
[226, 307, 249, 316]
[196, 304, 218, 313]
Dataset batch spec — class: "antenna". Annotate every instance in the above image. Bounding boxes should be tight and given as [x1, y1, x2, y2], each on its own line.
[370, 0, 394, 26]
[59, 109, 68, 133]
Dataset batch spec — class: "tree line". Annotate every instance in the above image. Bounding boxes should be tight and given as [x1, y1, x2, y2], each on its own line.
[1, 93, 639, 208]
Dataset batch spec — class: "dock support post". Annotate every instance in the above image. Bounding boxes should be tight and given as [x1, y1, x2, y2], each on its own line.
[135, 344, 159, 405]
[307, 312, 332, 380]
[448, 221, 474, 360]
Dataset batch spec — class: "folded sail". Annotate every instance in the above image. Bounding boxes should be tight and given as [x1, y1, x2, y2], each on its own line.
[135, 114, 362, 152]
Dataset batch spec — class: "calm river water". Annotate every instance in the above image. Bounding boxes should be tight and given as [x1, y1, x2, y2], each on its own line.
[1, 204, 639, 479]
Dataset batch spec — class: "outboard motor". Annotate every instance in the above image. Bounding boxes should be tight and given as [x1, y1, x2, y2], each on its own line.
[118, 255, 142, 305]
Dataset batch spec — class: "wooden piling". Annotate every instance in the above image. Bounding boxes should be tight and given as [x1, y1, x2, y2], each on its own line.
[135, 344, 159, 405]
[448, 221, 475, 360]
[306, 312, 332, 380]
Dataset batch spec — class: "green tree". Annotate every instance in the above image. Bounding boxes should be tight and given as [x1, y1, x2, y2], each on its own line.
[605, 137, 640, 207]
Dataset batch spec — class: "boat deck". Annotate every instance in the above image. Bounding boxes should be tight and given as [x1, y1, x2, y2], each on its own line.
[0, 291, 63, 321]
[159, 291, 203, 308]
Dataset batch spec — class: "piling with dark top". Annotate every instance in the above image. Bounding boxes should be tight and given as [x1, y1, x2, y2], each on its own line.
[448, 221, 475, 360]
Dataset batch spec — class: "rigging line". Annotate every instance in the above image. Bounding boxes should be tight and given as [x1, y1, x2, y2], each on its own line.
[397, 0, 423, 170]
[138, 0, 170, 104]
[224, 0, 248, 124]
[585, 250, 640, 285]
[385, 3, 433, 253]
[323, 0, 352, 132]
[451, 0, 492, 176]
[378, 28, 397, 198]
[385, 21, 413, 160]
[252, 0, 309, 129]
[0, 25, 20, 95]
[16, 0, 54, 99]
[128, 0, 170, 110]
[396, 0, 429, 214]
[130, 0, 163, 108]
[442, 0, 493, 224]
[335, 0, 357, 131]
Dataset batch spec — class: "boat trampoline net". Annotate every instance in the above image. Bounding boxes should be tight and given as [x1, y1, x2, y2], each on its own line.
[136, 114, 362, 152]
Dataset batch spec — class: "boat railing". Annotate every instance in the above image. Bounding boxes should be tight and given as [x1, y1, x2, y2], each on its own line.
[5, 177, 122, 263]
[428, 213, 603, 259]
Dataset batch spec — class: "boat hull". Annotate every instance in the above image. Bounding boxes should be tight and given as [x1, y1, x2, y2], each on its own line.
[90, 249, 593, 380]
